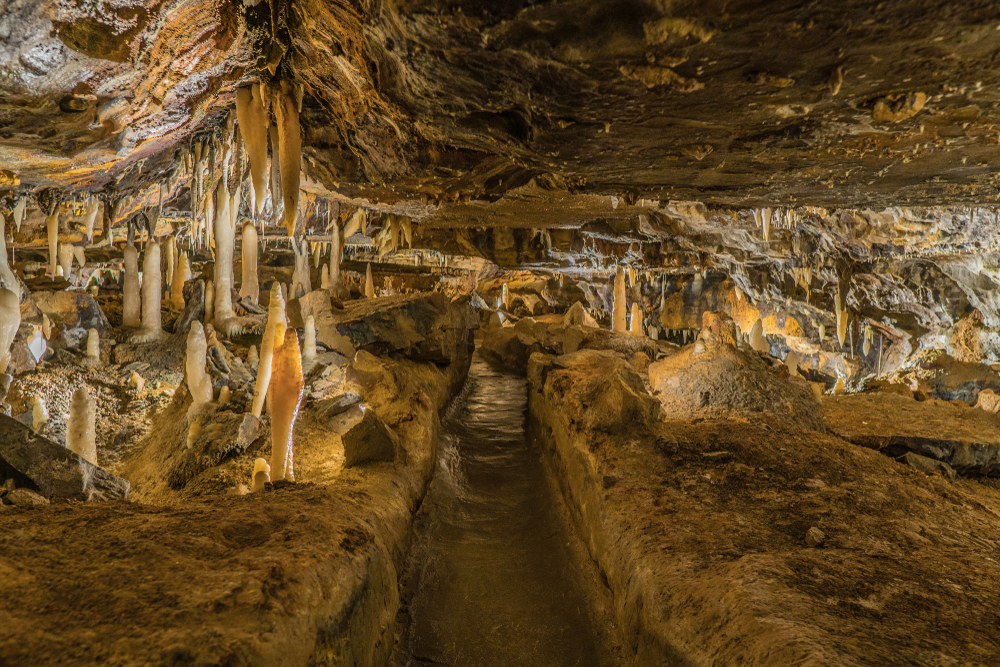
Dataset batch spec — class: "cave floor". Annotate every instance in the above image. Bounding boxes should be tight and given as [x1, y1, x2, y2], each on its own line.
[391, 353, 620, 667]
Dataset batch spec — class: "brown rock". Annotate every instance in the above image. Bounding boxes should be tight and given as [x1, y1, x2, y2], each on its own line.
[805, 527, 825, 548]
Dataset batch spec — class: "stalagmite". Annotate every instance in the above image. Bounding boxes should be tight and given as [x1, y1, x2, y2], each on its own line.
[123, 243, 141, 328]
[250, 457, 270, 493]
[218, 386, 231, 405]
[86, 328, 99, 358]
[321, 264, 330, 290]
[629, 303, 643, 335]
[204, 280, 215, 325]
[330, 220, 343, 288]
[139, 241, 164, 338]
[239, 221, 259, 303]
[274, 79, 302, 236]
[170, 252, 191, 310]
[863, 324, 872, 355]
[31, 396, 48, 433]
[290, 237, 311, 299]
[365, 263, 375, 298]
[0, 217, 20, 298]
[304, 315, 317, 361]
[501, 283, 509, 308]
[0, 289, 20, 373]
[186, 321, 213, 416]
[236, 85, 269, 215]
[165, 237, 176, 291]
[129, 371, 145, 394]
[612, 266, 627, 332]
[247, 345, 259, 370]
[833, 377, 846, 395]
[785, 351, 799, 378]
[67, 386, 96, 465]
[251, 284, 286, 418]
[47, 210, 59, 278]
[749, 319, 769, 354]
[58, 243, 74, 283]
[269, 324, 303, 482]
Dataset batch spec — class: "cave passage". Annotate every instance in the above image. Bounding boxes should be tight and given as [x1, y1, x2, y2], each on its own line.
[393, 352, 607, 667]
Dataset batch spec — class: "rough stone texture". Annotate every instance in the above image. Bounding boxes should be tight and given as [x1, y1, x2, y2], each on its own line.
[335, 292, 476, 367]
[0, 413, 129, 501]
[823, 392, 1000, 476]
[31, 290, 111, 350]
[529, 337, 1000, 666]
[329, 405, 399, 468]
[648, 311, 823, 429]
[167, 411, 263, 490]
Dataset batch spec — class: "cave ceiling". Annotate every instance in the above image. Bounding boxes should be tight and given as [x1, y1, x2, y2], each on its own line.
[6, 0, 1000, 354]
[4, 0, 1000, 214]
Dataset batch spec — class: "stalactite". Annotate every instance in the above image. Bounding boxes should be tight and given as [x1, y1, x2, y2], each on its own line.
[83, 197, 100, 243]
[239, 221, 259, 303]
[123, 243, 141, 328]
[58, 243, 74, 283]
[330, 219, 343, 289]
[236, 85, 269, 215]
[67, 386, 96, 464]
[274, 79, 301, 236]
[612, 266, 627, 332]
[749, 319, 769, 353]
[12, 197, 25, 231]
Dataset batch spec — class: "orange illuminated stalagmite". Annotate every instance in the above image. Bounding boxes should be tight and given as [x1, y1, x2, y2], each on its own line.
[269, 324, 304, 482]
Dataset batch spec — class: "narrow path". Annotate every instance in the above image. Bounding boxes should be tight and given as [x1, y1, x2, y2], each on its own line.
[392, 353, 613, 667]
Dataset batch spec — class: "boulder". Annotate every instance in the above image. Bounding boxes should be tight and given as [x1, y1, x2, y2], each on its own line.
[0, 413, 130, 501]
[904, 452, 957, 480]
[333, 292, 476, 365]
[167, 411, 263, 489]
[480, 326, 542, 374]
[552, 349, 661, 433]
[291, 289, 356, 358]
[328, 404, 398, 467]
[975, 388, 1000, 414]
[563, 301, 598, 328]
[31, 289, 111, 349]
[4, 487, 49, 507]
